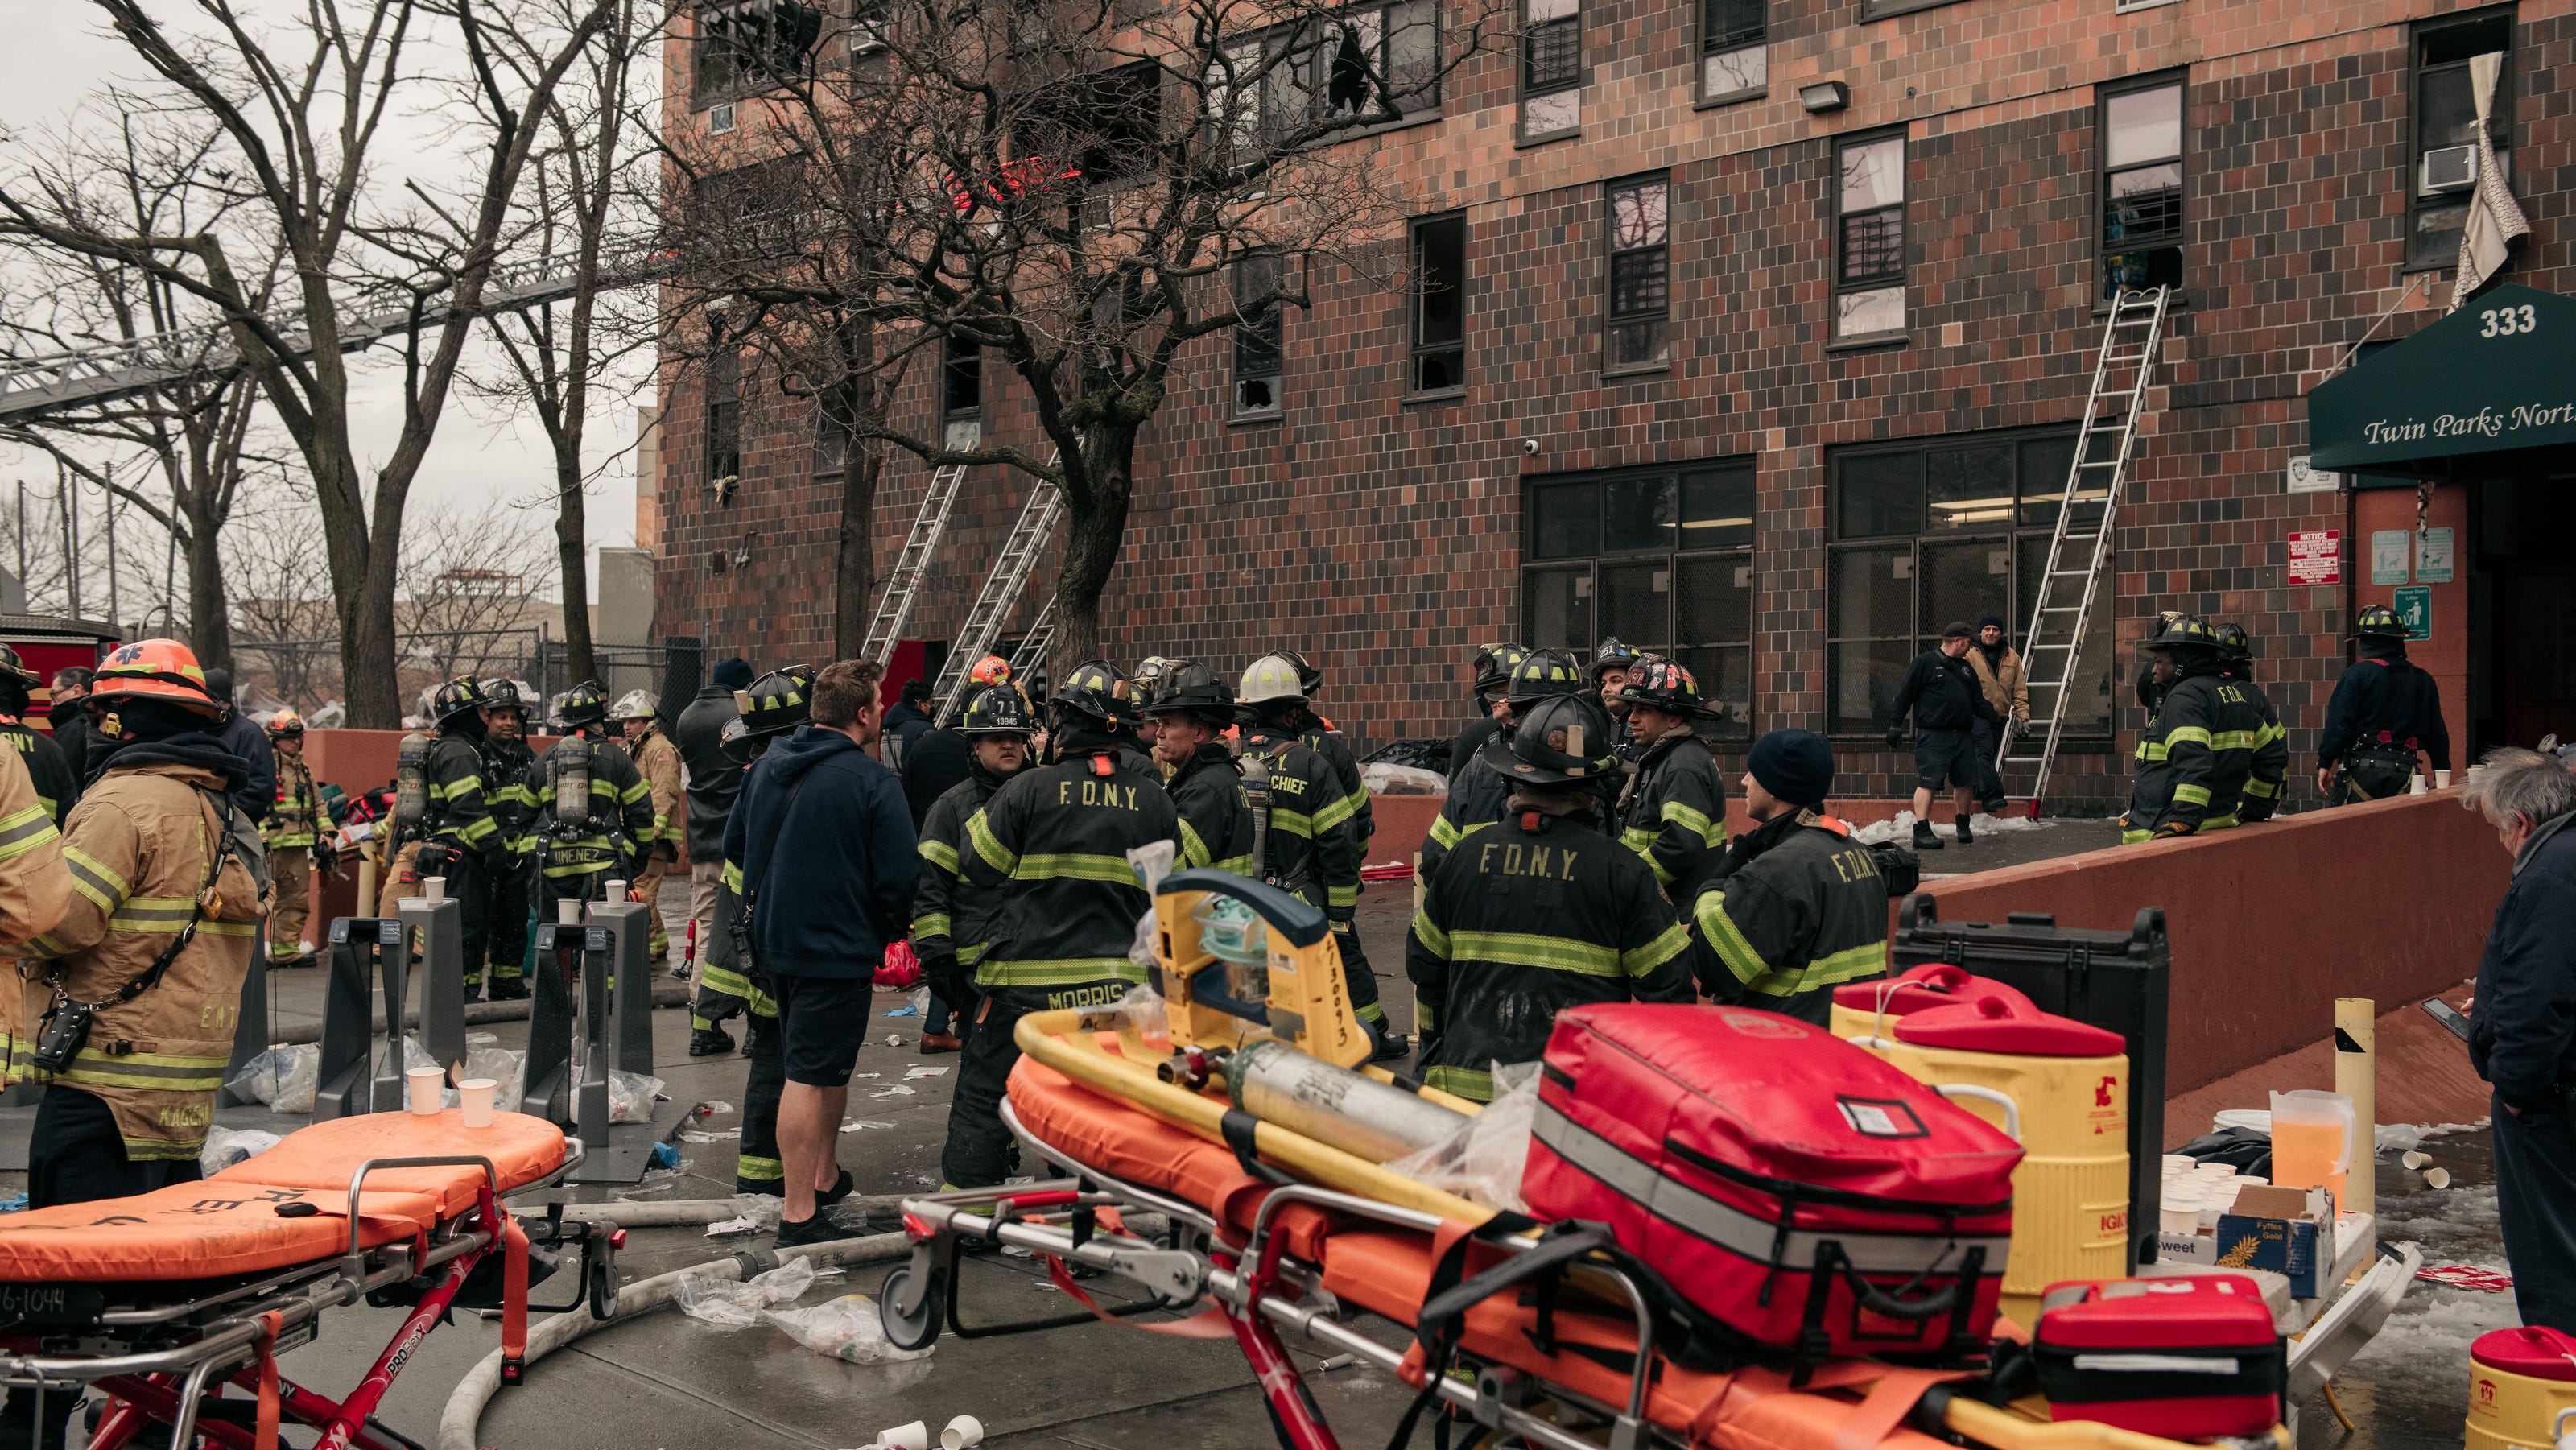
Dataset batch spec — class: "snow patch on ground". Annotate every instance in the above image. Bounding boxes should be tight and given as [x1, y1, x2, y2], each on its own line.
[1852, 811, 2047, 845]
[2375, 1120, 2488, 1155]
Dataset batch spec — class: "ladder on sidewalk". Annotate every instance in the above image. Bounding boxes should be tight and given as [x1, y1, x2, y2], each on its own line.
[931, 477, 1063, 723]
[861, 461, 971, 667]
[1007, 597, 1057, 682]
[1999, 285, 2173, 817]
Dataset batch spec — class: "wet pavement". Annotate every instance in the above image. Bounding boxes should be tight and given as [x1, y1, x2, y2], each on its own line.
[0, 867, 2518, 1449]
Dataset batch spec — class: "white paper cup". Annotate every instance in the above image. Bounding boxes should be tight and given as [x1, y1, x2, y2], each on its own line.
[2158, 1201, 2198, 1234]
[557, 898, 583, 927]
[460, 1078, 498, 1128]
[605, 878, 628, 903]
[2423, 1166, 2452, 1189]
[2401, 1150, 2433, 1170]
[407, 1067, 445, 1116]
[876, 1422, 930, 1450]
[941, 1416, 985, 1450]
[423, 875, 446, 902]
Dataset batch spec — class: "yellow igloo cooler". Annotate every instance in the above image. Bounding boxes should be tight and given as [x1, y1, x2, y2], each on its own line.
[2469, 1326, 2576, 1450]
[1873, 994, 2131, 1329]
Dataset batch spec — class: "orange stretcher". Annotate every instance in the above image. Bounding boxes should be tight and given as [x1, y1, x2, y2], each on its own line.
[0, 1110, 590, 1450]
[877, 1042, 2290, 1450]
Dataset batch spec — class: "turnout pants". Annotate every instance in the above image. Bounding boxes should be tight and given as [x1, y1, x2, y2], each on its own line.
[268, 845, 312, 960]
[737, 1003, 786, 1195]
[377, 842, 491, 989]
[1331, 917, 1385, 1025]
[633, 850, 673, 961]
[484, 857, 532, 988]
[943, 986, 1084, 1189]
[2494, 1089, 2576, 1332]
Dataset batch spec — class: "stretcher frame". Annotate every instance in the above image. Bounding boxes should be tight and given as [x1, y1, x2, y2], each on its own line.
[0, 1138, 588, 1450]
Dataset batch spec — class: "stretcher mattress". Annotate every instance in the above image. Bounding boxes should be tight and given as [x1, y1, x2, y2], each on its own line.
[1006, 1055, 1960, 1450]
[0, 1111, 565, 1285]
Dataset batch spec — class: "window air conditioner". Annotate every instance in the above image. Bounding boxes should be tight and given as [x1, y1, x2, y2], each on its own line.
[2421, 144, 2479, 194]
[709, 101, 738, 134]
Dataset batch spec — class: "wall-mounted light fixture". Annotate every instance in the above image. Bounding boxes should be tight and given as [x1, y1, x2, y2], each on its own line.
[1798, 80, 1851, 114]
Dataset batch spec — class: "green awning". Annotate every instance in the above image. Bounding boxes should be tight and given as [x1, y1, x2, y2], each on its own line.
[2309, 283, 2576, 474]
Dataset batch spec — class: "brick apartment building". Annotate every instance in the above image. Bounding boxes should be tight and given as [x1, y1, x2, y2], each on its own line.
[651, 0, 2573, 811]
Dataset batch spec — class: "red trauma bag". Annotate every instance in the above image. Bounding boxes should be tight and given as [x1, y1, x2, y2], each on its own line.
[1832, 962, 2036, 1026]
[1521, 1002, 2022, 1361]
[2033, 1275, 2284, 1438]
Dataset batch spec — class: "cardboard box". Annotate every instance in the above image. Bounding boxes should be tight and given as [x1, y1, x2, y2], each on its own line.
[2157, 1229, 2217, 1266]
[2213, 1187, 2331, 1299]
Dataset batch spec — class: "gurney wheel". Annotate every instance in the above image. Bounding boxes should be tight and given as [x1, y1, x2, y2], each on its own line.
[880, 1262, 946, 1351]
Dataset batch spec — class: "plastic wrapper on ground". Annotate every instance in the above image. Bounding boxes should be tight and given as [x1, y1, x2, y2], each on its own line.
[673, 1257, 830, 1327]
[763, 1293, 934, 1364]
[1384, 1061, 1538, 1212]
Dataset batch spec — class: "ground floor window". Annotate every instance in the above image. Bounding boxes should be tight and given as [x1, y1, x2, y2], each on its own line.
[1521, 458, 1753, 737]
[1825, 428, 2115, 736]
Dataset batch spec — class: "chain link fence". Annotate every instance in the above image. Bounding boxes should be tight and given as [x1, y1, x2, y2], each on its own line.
[232, 630, 696, 726]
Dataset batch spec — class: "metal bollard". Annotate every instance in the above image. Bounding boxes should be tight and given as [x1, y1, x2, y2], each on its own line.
[401, 895, 469, 1080]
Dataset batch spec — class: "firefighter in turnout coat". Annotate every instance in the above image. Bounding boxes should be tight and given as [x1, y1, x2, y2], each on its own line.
[523, 681, 655, 927]
[378, 676, 505, 985]
[614, 689, 687, 962]
[1612, 659, 1728, 898]
[940, 661, 1178, 1189]
[910, 683, 1038, 1057]
[1687, 729, 1890, 1024]
[1407, 692, 1694, 1102]
[2122, 615, 2276, 843]
[260, 708, 332, 969]
[1137, 664, 1256, 876]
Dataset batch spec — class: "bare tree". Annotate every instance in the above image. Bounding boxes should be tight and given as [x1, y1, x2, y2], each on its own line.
[463, 0, 663, 684]
[398, 500, 560, 688]
[0, 0, 615, 727]
[225, 487, 340, 710]
[0, 107, 283, 668]
[658, 0, 1501, 668]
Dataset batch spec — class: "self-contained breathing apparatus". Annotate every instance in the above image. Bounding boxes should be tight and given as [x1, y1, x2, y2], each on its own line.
[390, 729, 434, 870]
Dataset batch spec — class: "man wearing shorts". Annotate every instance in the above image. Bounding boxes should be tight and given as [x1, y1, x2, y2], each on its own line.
[1885, 622, 1997, 853]
[724, 659, 919, 1248]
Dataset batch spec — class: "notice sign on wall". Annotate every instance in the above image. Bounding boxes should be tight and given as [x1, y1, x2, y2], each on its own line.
[2288, 530, 2343, 586]
[2416, 527, 2456, 583]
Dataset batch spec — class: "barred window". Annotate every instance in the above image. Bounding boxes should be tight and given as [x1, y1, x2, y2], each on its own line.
[1834, 133, 1905, 340]
[1699, 0, 1765, 100]
[696, 0, 823, 100]
[1521, 0, 1580, 137]
[1608, 177, 1670, 370]
[2101, 77, 2184, 300]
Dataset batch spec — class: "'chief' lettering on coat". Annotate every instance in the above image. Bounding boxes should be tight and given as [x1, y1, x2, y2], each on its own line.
[1477, 841, 1580, 880]
[1827, 847, 1880, 885]
[1055, 781, 1141, 810]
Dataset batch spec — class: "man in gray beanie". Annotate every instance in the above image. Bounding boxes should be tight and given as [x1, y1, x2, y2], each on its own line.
[1686, 729, 1889, 1023]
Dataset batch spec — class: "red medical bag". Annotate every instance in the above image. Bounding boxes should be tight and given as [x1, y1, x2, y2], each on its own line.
[1521, 1003, 2022, 1359]
[2033, 1275, 2285, 1438]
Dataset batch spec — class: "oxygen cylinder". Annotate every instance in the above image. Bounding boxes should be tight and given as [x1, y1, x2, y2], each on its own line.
[553, 740, 592, 831]
[394, 733, 432, 830]
[1224, 1039, 1466, 1164]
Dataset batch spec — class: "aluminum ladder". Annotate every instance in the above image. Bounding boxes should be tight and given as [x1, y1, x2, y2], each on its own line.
[1998, 284, 2172, 816]
[931, 477, 1063, 722]
[1006, 597, 1057, 683]
[861, 461, 970, 667]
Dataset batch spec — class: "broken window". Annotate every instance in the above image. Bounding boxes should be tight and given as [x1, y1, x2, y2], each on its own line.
[1233, 254, 1284, 417]
[696, 0, 824, 99]
[943, 337, 983, 419]
[1607, 177, 1669, 370]
[1412, 213, 1465, 392]
[707, 345, 742, 490]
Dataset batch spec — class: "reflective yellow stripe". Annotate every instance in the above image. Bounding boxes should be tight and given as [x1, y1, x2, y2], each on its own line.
[1695, 892, 1769, 987]
[1447, 930, 1620, 978]
[1423, 1064, 1494, 1102]
[1427, 815, 1463, 850]
[106, 895, 198, 932]
[2201, 812, 2241, 832]
[1622, 923, 1689, 977]
[736, 1155, 784, 1183]
[2122, 828, 2156, 845]
[2241, 777, 2281, 799]
[2164, 726, 2212, 748]
[1211, 853, 1256, 876]
[1414, 991, 1436, 1033]
[1659, 799, 1720, 843]
[63, 845, 129, 912]
[914, 912, 953, 940]
[1176, 819, 1211, 871]
[2135, 742, 2167, 762]
[1012, 852, 1138, 886]
[723, 861, 744, 891]
[976, 956, 1143, 988]
[919, 838, 961, 874]
[1410, 909, 1449, 958]
[2209, 730, 2256, 751]
[1619, 826, 1674, 883]
[1269, 806, 1315, 840]
[0, 803, 57, 862]
[958, 942, 988, 966]
[1326, 884, 1358, 908]
[1311, 790, 1360, 833]
[966, 811, 1015, 873]
[2172, 783, 2211, 806]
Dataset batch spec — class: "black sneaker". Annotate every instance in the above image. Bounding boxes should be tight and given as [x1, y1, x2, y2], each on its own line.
[1368, 1025, 1413, 1063]
[817, 1168, 856, 1208]
[485, 977, 530, 1002]
[774, 1212, 841, 1250]
[1912, 820, 1945, 852]
[689, 1027, 737, 1057]
[1955, 818, 1974, 845]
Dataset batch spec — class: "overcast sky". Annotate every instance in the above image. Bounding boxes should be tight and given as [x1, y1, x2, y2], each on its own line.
[0, 2, 653, 617]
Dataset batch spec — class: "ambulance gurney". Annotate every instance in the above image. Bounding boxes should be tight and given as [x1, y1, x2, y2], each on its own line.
[883, 871, 2298, 1450]
[0, 1109, 595, 1450]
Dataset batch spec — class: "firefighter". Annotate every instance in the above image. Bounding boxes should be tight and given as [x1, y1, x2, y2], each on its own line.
[1589, 637, 1644, 737]
[1408, 692, 1691, 1101]
[2133, 609, 2186, 718]
[1451, 642, 1529, 777]
[1266, 649, 1389, 1046]
[1239, 654, 1395, 1051]
[704, 668, 811, 1194]
[524, 681, 655, 937]
[0, 644, 77, 826]
[940, 661, 1178, 1189]
[378, 676, 504, 988]
[1686, 729, 1887, 1022]
[478, 680, 538, 994]
[613, 689, 687, 964]
[2121, 614, 2270, 843]
[1129, 656, 1185, 781]
[2215, 624, 2289, 824]
[910, 683, 1036, 1057]
[260, 708, 332, 969]
[1613, 659, 1727, 896]
[2319, 604, 2452, 805]
[1423, 647, 1586, 882]
[1139, 663, 1254, 874]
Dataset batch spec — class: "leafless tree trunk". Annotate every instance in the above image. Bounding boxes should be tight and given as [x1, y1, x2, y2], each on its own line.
[0, 0, 614, 726]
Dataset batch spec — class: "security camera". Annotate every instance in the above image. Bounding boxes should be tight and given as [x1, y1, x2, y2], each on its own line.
[1521, 438, 1542, 457]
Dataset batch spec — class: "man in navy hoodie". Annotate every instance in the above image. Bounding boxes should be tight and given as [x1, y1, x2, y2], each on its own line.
[725, 658, 919, 1247]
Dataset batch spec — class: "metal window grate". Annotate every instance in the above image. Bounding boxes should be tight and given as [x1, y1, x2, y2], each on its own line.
[1839, 208, 1904, 285]
[1701, 0, 1763, 52]
[1609, 250, 1668, 320]
[1525, 18, 1580, 92]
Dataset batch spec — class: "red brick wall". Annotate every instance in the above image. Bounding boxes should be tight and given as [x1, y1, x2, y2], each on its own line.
[652, 0, 2571, 811]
